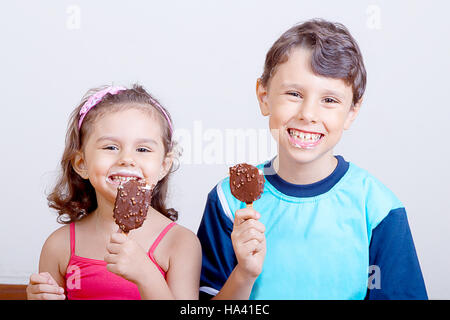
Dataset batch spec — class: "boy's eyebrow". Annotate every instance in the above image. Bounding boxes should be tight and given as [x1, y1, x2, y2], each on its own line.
[321, 89, 346, 101]
[280, 82, 305, 90]
[281, 83, 346, 100]
[96, 136, 158, 146]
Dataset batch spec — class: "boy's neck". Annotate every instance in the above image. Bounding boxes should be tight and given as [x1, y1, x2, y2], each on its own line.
[274, 151, 338, 185]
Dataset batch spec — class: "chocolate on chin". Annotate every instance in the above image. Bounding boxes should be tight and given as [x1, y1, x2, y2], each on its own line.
[229, 163, 265, 205]
[113, 179, 154, 234]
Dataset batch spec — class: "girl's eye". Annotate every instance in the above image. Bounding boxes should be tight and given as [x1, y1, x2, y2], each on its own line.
[287, 91, 302, 99]
[103, 145, 118, 151]
[137, 147, 151, 153]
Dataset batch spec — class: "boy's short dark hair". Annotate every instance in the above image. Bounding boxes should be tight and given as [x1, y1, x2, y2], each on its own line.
[260, 19, 367, 105]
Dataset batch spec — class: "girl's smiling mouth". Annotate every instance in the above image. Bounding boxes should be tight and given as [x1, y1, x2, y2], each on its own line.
[106, 170, 144, 186]
[287, 128, 324, 149]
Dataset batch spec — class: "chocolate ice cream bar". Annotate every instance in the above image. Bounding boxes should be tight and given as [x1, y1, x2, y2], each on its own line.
[113, 180, 154, 234]
[229, 163, 265, 205]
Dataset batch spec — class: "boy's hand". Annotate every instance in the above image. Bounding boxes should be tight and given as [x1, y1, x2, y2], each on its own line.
[104, 231, 154, 284]
[231, 207, 266, 279]
[26, 272, 65, 300]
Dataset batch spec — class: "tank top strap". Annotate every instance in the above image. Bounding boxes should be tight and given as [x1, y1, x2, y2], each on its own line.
[149, 221, 176, 255]
[69, 222, 76, 256]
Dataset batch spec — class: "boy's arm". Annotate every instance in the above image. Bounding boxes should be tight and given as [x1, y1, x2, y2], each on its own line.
[211, 265, 258, 300]
[197, 187, 237, 299]
[197, 187, 265, 300]
[365, 207, 428, 300]
[213, 208, 265, 300]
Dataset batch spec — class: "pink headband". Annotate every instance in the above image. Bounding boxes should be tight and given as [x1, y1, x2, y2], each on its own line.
[78, 86, 173, 134]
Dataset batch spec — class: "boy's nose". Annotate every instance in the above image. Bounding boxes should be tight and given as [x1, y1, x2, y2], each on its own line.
[297, 99, 318, 123]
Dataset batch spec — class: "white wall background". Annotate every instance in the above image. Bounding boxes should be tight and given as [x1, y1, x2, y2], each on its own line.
[0, 0, 449, 299]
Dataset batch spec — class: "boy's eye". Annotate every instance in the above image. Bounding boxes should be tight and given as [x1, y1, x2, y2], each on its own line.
[323, 97, 338, 104]
[137, 147, 151, 153]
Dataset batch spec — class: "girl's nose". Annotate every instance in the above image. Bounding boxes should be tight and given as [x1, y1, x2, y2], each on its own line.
[118, 152, 136, 167]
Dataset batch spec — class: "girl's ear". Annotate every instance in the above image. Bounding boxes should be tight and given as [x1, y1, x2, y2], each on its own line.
[72, 151, 89, 179]
[343, 98, 363, 130]
[256, 78, 270, 116]
[158, 152, 174, 181]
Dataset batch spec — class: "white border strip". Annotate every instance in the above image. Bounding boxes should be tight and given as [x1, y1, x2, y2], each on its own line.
[216, 181, 234, 222]
[199, 286, 219, 296]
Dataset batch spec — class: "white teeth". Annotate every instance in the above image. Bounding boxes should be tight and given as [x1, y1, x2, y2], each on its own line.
[289, 129, 321, 142]
[111, 176, 139, 183]
[107, 169, 143, 184]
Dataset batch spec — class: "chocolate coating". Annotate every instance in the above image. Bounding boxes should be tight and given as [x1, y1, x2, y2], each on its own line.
[229, 163, 265, 204]
[113, 180, 154, 233]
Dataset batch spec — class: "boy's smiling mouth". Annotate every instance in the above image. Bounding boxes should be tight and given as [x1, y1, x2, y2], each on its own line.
[287, 128, 324, 149]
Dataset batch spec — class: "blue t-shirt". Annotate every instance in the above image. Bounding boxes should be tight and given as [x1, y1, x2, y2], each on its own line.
[197, 155, 427, 299]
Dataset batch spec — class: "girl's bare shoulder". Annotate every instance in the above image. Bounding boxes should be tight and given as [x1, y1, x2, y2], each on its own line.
[147, 211, 200, 254]
[40, 224, 71, 276]
[42, 224, 70, 254]
[164, 222, 201, 257]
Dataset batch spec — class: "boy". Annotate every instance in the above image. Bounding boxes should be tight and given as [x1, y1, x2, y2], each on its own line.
[197, 19, 427, 299]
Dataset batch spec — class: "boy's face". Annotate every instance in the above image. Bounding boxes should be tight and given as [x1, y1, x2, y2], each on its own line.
[257, 47, 361, 167]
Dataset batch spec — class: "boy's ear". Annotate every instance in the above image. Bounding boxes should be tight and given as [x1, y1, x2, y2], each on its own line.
[343, 98, 363, 130]
[256, 78, 270, 116]
[72, 151, 89, 179]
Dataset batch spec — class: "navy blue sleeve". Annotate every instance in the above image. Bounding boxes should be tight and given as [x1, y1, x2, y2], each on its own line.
[365, 207, 428, 300]
[197, 186, 237, 300]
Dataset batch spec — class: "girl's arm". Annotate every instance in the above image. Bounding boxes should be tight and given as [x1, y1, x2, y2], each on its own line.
[156, 227, 202, 299]
[136, 227, 202, 299]
[27, 226, 68, 299]
[39, 227, 68, 286]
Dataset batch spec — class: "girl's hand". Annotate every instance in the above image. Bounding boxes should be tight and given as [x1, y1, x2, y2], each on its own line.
[231, 207, 266, 279]
[104, 232, 153, 284]
[26, 272, 65, 300]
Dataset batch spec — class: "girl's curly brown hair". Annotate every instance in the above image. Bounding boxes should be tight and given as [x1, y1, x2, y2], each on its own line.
[47, 84, 180, 224]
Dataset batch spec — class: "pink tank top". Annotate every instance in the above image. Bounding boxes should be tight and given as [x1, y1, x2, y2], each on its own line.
[65, 221, 176, 300]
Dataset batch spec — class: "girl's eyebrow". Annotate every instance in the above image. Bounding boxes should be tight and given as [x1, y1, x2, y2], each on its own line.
[135, 138, 158, 146]
[96, 136, 158, 146]
[96, 135, 119, 143]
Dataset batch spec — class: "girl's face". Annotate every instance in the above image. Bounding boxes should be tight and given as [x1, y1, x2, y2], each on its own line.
[73, 107, 172, 206]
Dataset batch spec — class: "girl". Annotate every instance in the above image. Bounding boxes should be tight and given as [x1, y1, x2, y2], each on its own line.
[27, 84, 202, 299]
